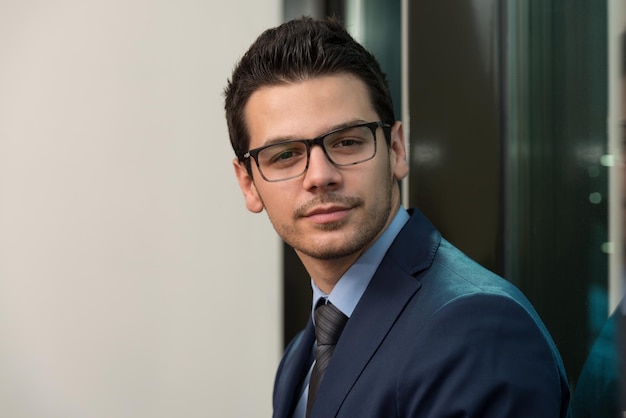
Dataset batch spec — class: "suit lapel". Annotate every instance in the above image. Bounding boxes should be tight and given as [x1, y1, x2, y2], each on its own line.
[308, 209, 440, 418]
[273, 320, 315, 418]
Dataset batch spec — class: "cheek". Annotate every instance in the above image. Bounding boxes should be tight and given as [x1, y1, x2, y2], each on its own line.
[255, 185, 290, 216]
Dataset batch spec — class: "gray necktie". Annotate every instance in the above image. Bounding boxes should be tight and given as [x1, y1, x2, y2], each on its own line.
[306, 302, 348, 418]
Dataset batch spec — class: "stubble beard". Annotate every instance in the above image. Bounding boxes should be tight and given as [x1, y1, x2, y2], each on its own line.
[275, 184, 394, 261]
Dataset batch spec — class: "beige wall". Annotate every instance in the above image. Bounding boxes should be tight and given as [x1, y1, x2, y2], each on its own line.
[0, 1, 281, 417]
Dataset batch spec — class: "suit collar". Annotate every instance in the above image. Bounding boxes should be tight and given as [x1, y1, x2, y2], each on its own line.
[385, 208, 441, 276]
[308, 209, 441, 417]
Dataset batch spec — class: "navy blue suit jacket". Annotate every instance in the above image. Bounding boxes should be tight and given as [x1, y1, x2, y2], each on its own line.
[273, 209, 571, 417]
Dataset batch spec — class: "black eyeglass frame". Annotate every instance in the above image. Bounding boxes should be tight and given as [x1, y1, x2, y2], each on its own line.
[239, 121, 392, 182]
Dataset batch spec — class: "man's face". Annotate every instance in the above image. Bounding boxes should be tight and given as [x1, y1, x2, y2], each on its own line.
[234, 74, 409, 263]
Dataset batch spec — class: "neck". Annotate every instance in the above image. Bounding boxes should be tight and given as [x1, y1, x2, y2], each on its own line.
[298, 254, 358, 295]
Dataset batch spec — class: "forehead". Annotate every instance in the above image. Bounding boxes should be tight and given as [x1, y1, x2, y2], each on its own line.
[244, 74, 377, 149]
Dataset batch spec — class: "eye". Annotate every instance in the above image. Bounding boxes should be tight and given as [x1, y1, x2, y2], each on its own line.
[334, 138, 363, 148]
[261, 142, 307, 166]
[271, 149, 298, 162]
[327, 135, 367, 152]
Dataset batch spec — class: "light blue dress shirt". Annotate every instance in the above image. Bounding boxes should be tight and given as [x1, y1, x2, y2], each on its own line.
[291, 206, 410, 418]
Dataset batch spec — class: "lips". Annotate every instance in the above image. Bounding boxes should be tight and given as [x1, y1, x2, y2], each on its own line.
[304, 205, 350, 217]
[294, 195, 362, 222]
[303, 205, 352, 224]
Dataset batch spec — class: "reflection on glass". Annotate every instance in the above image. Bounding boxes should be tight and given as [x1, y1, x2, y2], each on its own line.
[572, 300, 624, 417]
[571, 25, 626, 418]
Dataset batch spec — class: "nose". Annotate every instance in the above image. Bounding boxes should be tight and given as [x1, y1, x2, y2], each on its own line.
[302, 144, 341, 191]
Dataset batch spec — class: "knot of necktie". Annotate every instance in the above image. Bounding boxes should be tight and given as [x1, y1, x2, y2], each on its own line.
[314, 302, 348, 345]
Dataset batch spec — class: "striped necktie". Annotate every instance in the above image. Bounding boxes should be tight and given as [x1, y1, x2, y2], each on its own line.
[306, 302, 348, 417]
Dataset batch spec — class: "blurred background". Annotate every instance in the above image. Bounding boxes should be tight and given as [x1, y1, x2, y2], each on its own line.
[0, 0, 624, 417]
[283, 0, 626, 415]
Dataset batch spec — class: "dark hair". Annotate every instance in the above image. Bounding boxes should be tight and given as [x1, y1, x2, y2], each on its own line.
[224, 16, 395, 161]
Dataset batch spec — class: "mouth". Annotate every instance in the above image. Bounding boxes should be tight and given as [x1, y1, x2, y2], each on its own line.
[302, 204, 353, 224]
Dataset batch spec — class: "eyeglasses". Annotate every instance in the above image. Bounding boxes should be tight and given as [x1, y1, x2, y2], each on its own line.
[241, 121, 391, 182]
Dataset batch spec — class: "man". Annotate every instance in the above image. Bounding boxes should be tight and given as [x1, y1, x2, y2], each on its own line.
[224, 17, 571, 418]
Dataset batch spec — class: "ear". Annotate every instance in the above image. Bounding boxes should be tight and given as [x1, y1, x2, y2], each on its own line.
[233, 158, 264, 213]
[389, 122, 409, 181]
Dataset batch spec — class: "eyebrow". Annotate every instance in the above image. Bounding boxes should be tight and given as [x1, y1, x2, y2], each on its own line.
[261, 119, 370, 146]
